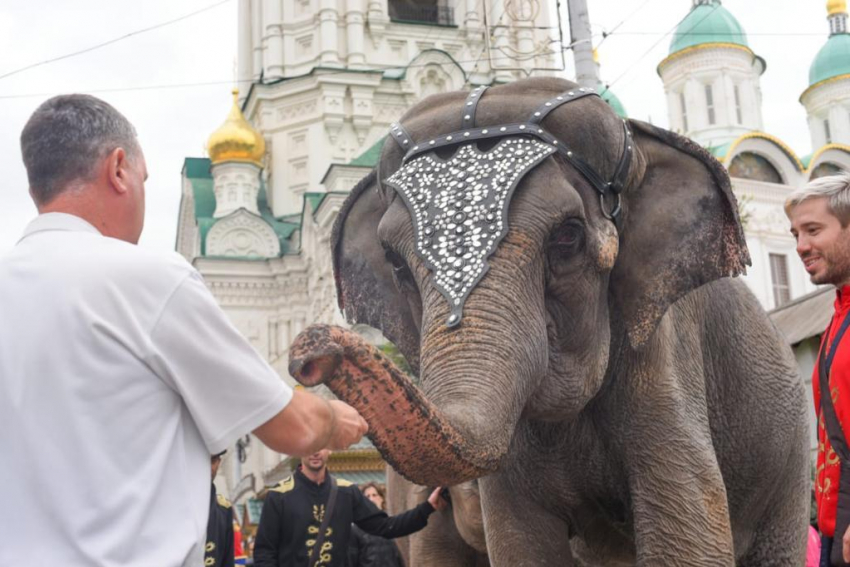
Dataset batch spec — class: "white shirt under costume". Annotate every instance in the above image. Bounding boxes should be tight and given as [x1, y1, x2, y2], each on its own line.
[0, 213, 292, 567]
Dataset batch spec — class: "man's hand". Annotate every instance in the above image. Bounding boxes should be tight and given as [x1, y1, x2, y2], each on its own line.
[843, 523, 850, 562]
[326, 400, 368, 450]
[254, 390, 367, 456]
[427, 487, 448, 511]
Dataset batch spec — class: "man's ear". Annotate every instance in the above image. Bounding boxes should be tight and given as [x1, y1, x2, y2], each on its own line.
[107, 147, 130, 195]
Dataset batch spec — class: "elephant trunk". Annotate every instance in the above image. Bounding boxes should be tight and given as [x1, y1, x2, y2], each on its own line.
[289, 324, 498, 486]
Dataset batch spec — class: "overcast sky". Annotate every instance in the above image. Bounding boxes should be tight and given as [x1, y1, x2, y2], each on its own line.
[0, 0, 828, 255]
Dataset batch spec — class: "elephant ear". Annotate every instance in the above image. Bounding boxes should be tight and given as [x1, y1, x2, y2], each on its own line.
[612, 120, 750, 348]
[331, 169, 421, 372]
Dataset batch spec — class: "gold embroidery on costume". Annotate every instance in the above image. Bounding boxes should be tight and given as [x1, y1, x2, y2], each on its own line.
[206, 542, 215, 552]
[828, 447, 840, 466]
[271, 476, 295, 494]
[305, 504, 334, 566]
[205, 558, 215, 566]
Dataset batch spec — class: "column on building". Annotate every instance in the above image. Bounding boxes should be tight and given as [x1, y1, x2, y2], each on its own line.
[319, 0, 342, 66]
[237, 0, 253, 101]
[346, 0, 367, 68]
[251, 1, 264, 81]
[264, 0, 284, 80]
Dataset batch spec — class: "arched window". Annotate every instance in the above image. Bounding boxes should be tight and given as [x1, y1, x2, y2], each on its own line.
[728, 152, 783, 183]
[810, 161, 844, 180]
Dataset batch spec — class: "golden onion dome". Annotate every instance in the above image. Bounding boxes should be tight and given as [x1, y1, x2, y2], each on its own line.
[829, 0, 847, 16]
[207, 89, 265, 167]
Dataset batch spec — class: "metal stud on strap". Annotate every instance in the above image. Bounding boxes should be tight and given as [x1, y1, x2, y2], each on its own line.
[389, 122, 413, 151]
[461, 85, 489, 130]
[528, 88, 598, 125]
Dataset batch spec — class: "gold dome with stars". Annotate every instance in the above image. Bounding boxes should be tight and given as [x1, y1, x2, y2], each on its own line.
[207, 89, 265, 167]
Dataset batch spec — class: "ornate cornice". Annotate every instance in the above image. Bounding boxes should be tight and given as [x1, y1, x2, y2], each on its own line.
[658, 43, 755, 75]
[809, 143, 850, 166]
[724, 131, 805, 172]
[800, 73, 850, 103]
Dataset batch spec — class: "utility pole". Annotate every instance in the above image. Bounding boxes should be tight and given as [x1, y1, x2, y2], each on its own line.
[567, 0, 598, 89]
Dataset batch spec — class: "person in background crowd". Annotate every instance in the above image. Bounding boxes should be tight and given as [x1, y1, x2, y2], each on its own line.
[786, 172, 850, 565]
[234, 519, 248, 566]
[0, 94, 368, 567]
[349, 483, 406, 567]
[207, 451, 235, 567]
[254, 449, 445, 567]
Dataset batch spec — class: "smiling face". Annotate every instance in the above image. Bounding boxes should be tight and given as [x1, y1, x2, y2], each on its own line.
[789, 197, 850, 288]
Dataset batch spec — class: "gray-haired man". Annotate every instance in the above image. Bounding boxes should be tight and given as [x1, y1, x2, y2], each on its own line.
[0, 94, 367, 566]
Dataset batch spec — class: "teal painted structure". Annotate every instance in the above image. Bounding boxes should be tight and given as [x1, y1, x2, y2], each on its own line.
[669, 0, 749, 55]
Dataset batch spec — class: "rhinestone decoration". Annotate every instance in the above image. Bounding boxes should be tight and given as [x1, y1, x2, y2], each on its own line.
[385, 137, 556, 327]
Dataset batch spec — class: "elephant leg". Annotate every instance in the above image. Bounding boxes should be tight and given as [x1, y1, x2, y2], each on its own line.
[735, 423, 809, 567]
[626, 425, 735, 566]
[479, 473, 574, 567]
[410, 508, 479, 567]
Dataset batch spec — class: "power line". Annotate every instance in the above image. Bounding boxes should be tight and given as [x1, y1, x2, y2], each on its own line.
[0, 52, 563, 101]
[604, 2, 721, 91]
[0, 0, 234, 82]
[597, 0, 657, 49]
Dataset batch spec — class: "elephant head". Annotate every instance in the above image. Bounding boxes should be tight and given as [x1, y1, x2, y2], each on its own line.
[294, 77, 748, 487]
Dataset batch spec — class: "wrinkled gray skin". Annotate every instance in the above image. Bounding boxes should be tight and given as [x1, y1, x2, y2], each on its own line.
[387, 471, 490, 567]
[332, 78, 809, 566]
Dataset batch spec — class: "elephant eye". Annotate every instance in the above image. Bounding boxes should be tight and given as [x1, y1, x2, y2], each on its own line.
[385, 250, 417, 291]
[550, 221, 585, 255]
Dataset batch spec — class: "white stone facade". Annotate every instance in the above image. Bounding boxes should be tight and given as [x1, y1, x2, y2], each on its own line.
[237, 0, 559, 217]
[212, 162, 262, 218]
[801, 76, 850, 149]
[659, 44, 765, 147]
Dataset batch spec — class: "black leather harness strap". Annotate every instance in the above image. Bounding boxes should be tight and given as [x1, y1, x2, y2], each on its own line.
[528, 88, 597, 125]
[388, 121, 414, 151]
[307, 475, 339, 567]
[461, 85, 489, 129]
[818, 314, 850, 461]
[818, 313, 850, 566]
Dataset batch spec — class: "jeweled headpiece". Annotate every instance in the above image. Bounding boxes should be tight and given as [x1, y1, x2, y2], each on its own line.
[384, 86, 632, 327]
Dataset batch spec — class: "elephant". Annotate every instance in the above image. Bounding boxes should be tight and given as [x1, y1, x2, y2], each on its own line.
[289, 77, 810, 565]
[386, 471, 490, 567]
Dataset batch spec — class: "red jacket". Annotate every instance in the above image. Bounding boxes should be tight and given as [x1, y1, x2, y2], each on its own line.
[814, 286, 850, 537]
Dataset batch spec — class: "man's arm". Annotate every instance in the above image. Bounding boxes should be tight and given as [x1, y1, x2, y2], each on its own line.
[348, 525, 364, 567]
[353, 487, 445, 539]
[253, 391, 367, 456]
[253, 493, 284, 567]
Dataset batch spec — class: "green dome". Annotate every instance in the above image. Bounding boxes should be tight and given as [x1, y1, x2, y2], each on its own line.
[597, 83, 627, 118]
[809, 33, 850, 87]
[669, 1, 749, 55]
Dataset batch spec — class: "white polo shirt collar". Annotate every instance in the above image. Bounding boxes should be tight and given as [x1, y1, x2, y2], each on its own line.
[19, 213, 101, 243]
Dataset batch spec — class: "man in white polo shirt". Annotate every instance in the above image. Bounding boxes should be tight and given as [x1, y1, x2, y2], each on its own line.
[0, 94, 368, 567]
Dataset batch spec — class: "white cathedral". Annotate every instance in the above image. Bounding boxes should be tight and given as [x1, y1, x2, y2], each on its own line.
[174, 0, 850, 522]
